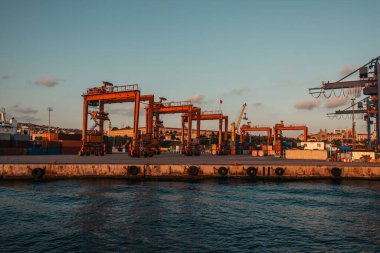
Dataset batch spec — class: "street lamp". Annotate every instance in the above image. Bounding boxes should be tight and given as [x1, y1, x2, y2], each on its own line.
[48, 107, 53, 133]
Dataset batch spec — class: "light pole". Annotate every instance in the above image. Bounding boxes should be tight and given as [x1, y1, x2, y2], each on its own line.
[48, 107, 53, 133]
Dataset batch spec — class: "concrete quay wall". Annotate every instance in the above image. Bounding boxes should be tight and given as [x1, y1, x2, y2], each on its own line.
[1, 163, 380, 180]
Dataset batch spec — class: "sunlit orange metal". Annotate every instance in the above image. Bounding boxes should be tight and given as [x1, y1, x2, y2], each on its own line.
[240, 125, 272, 146]
[152, 101, 201, 155]
[273, 121, 308, 156]
[184, 111, 229, 155]
[81, 82, 141, 156]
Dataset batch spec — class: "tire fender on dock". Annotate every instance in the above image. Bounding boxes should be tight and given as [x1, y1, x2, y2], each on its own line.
[331, 167, 342, 177]
[217, 166, 229, 176]
[127, 165, 140, 176]
[188, 166, 200, 176]
[31, 167, 45, 180]
[246, 167, 258, 177]
[275, 167, 285, 176]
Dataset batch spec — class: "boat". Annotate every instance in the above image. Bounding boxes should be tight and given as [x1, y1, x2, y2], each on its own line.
[0, 108, 17, 135]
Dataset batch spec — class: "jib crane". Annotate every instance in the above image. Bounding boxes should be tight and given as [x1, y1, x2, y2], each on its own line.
[152, 100, 201, 156]
[309, 56, 380, 150]
[80, 81, 154, 157]
[273, 121, 308, 156]
[231, 103, 247, 142]
[183, 110, 229, 155]
[240, 125, 272, 147]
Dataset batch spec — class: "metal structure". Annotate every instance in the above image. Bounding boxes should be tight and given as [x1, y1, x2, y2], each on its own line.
[309, 56, 380, 150]
[273, 121, 308, 156]
[152, 100, 202, 156]
[183, 110, 229, 155]
[231, 103, 247, 142]
[240, 125, 272, 147]
[327, 97, 373, 149]
[48, 107, 53, 133]
[80, 82, 142, 156]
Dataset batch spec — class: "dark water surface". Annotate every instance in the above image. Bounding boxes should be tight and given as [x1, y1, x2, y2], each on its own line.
[1, 179, 380, 252]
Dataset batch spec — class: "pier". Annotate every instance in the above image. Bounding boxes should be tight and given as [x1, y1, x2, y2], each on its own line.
[1, 153, 380, 180]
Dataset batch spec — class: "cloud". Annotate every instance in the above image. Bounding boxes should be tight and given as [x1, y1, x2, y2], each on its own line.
[12, 104, 38, 114]
[253, 102, 262, 107]
[2, 74, 10, 80]
[294, 99, 320, 110]
[17, 115, 41, 123]
[34, 76, 63, 87]
[187, 94, 205, 104]
[230, 87, 250, 95]
[340, 65, 356, 76]
[324, 97, 349, 109]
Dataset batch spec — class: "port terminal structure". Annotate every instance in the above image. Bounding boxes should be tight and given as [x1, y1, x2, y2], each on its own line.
[309, 56, 380, 150]
[79, 82, 311, 158]
[1, 153, 380, 180]
[182, 110, 229, 155]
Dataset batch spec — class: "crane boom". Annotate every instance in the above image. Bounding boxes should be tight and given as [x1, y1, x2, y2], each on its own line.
[236, 103, 247, 132]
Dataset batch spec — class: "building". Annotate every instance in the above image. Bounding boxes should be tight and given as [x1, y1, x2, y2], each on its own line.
[299, 128, 373, 143]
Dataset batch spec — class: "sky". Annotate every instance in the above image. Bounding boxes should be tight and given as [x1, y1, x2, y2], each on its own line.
[1, 0, 379, 137]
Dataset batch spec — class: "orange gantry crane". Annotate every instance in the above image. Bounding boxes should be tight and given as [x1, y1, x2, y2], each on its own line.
[183, 110, 229, 155]
[240, 124, 272, 147]
[80, 82, 155, 157]
[273, 121, 308, 156]
[152, 100, 202, 156]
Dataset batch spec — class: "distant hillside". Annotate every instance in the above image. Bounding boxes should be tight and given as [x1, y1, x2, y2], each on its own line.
[17, 122, 81, 135]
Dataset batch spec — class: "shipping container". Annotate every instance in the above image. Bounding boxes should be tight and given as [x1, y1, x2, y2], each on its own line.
[0, 147, 25, 155]
[0, 140, 11, 147]
[61, 147, 81, 155]
[60, 140, 82, 147]
[13, 134, 31, 141]
[58, 133, 82, 140]
[13, 140, 34, 148]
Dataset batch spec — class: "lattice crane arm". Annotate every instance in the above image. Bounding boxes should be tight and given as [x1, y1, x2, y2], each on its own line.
[236, 103, 247, 132]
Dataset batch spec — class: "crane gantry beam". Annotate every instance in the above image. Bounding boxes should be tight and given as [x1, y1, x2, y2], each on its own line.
[240, 125, 272, 147]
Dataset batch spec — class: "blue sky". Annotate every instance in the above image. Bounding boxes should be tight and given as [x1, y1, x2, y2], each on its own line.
[1, 0, 379, 136]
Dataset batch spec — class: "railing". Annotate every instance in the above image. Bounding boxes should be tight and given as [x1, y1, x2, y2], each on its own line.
[160, 101, 192, 107]
[202, 110, 222, 115]
[84, 84, 139, 95]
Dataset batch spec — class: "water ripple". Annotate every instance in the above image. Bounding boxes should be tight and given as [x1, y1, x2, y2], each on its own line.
[1, 179, 380, 252]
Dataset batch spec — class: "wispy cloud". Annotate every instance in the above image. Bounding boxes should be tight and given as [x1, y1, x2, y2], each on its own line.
[340, 65, 357, 76]
[12, 104, 38, 114]
[230, 87, 250, 95]
[35, 76, 63, 87]
[187, 94, 205, 104]
[324, 97, 349, 109]
[18, 115, 41, 123]
[2, 74, 10, 80]
[294, 99, 320, 110]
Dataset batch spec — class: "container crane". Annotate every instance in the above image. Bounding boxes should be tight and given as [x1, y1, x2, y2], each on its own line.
[150, 100, 202, 156]
[231, 103, 247, 142]
[309, 56, 380, 150]
[80, 81, 155, 157]
[273, 121, 308, 156]
[240, 125, 272, 147]
[183, 110, 229, 155]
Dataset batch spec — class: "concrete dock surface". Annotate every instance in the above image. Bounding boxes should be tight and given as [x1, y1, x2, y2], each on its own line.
[0, 153, 379, 167]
